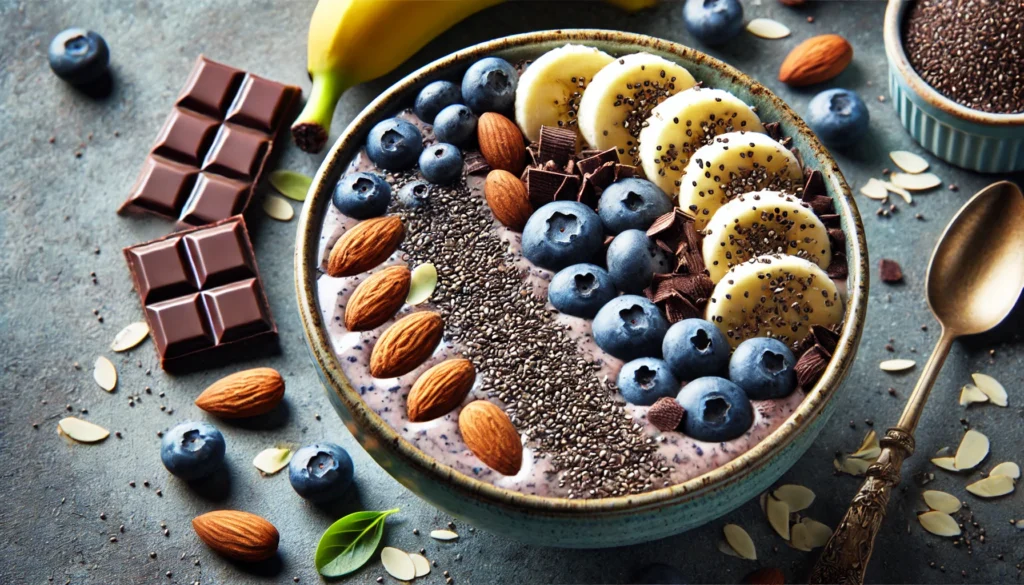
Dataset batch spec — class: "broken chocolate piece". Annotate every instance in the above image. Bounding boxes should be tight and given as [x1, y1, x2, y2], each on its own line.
[826, 252, 849, 280]
[763, 121, 782, 141]
[465, 151, 491, 175]
[614, 164, 637, 181]
[810, 325, 840, 356]
[818, 213, 841, 228]
[795, 345, 829, 391]
[524, 168, 575, 208]
[648, 397, 686, 432]
[577, 147, 618, 176]
[802, 170, 826, 201]
[662, 295, 703, 323]
[879, 259, 904, 283]
[807, 195, 835, 216]
[827, 228, 846, 244]
[537, 125, 577, 168]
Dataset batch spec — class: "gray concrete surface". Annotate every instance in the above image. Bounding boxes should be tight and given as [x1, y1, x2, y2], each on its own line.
[2, 1, 1022, 583]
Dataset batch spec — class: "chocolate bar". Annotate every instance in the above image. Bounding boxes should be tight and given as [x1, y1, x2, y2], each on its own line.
[119, 56, 300, 227]
[123, 216, 276, 368]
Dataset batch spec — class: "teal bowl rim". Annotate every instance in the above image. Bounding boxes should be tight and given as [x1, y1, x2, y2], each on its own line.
[294, 29, 869, 517]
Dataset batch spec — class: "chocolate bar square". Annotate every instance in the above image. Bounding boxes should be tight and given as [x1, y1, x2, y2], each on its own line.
[126, 157, 198, 217]
[179, 174, 250, 226]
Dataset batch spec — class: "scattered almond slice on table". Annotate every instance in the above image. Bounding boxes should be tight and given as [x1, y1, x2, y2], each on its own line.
[966, 474, 1015, 498]
[931, 456, 958, 472]
[262, 194, 294, 221]
[883, 181, 913, 204]
[746, 18, 791, 39]
[922, 490, 962, 514]
[409, 553, 431, 577]
[765, 495, 790, 540]
[889, 172, 942, 191]
[953, 429, 989, 470]
[971, 373, 1007, 406]
[880, 359, 915, 372]
[918, 510, 961, 536]
[252, 447, 292, 475]
[429, 529, 458, 541]
[789, 518, 832, 551]
[834, 430, 880, 476]
[889, 151, 929, 174]
[850, 430, 881, 460]
[859, 178, 889, 201]
[723, 524, 757, 560]
[990, 461, 1020, 479]
[58, 416, 110, 443]
[772, 484, 815, 512]
[717, 539, 742, 558]
[110, 322, 149, 352]
[93, 356, 117, 391]
[959, 384, 988, 406]
[380, 547, 416, 581]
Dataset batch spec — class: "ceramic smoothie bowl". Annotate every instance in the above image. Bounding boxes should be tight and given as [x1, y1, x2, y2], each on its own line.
[295, 30, 868, 548]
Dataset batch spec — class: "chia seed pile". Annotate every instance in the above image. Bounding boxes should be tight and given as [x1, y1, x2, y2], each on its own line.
[397, 180, 669, 498]
[903, 0, 1024, 114]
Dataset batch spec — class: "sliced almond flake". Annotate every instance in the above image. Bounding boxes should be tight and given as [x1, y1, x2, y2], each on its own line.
[880, 359, 916, 372]
[859, 178, 889, 200]
[262, 194, 294, 222]
[971, 373, 1008, 407]
[717, 539, 742, 558]
[889, 151, 930, 174]
[407, 263, 438, 305]
[252, 447, 292, 475]
[58, 417, 110, 443]
[723, 524, 757, 560]
[836, 456, 872, 476]
[380, 547, 416, 581]
[788, 522, 813, 551]
[931, 456, 958, 471]
[966, 474, 1015, 498]
[922, 490, 962, 514]
[850, 430, 881, 460]
[746, 18, 791, 39]
[798, 518, 833, 548]
[765, 496, 791, 540]
[759, 492, 768, 514]
[429, 529, 459, 541]
[772, 484, 815, 512]
[110, 322, 149, 352]
[883, 181, 913, 204]
[890, 172, 941, 191]
[953, 429, 989, 471]
[93, 356, 117, 392]
[990, 461, 1021, 480]
[918, 510, 961, 536]
[959, 384, 989, 407]
[409, 553, 431, 578]
[934, 446, 951, 457]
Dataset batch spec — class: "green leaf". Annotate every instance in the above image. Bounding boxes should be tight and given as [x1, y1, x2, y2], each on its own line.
[315, 508, 398, 577]
[269, 170, 313, 202]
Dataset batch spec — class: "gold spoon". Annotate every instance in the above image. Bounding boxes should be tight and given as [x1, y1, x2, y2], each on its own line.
[809, 181, 1024, 585]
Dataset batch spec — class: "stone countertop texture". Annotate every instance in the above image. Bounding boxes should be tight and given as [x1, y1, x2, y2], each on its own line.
[1, 1, 1022, 583]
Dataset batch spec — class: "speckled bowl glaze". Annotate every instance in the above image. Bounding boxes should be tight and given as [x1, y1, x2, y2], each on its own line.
[885, 0, 1024, 173]
[296, 30, 868, 548]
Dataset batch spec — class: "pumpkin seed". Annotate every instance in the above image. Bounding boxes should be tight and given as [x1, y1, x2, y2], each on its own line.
[889, 151, 929, 174]
[989, 461, 1020, 480]
[772, 484, 815, 512]
[765, 496, 790, 540]
[407, 263, 438, 305]
[262, 194, 294, 221]
[922, 490, 961, 514]
[971, 373, 1007, 407]
[252, 447, 292, 475]
[269, 170, 313, 202]
[93, 356, 117, 392]
[953, 429, 989, 471]
[966, 474, 1015, 498]
[746, 18, 791, 39]
[429, 529, 458, 541]
[58, 417, 110, 443]
[380, 547, 415, 581]
[880, 359, 916, 372]
[110, 322, 149, 352]
[723, 524, 757, 560]
[890, 172, 941, 191]
[918, 511, 961, 536]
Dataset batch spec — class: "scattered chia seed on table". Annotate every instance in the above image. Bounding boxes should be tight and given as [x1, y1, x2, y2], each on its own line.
[903, 0, 1024, 114]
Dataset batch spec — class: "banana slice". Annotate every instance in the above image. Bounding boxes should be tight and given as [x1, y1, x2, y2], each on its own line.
[515, 44, 615, 144]
[679, 132, 804, 230]
[702, 191, 832, 282]
[577, 53, 696, 163]
[706, 254, 843, 348]
[637, 88, 765, 198]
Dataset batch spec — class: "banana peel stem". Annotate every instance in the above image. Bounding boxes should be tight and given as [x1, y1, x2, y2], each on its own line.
[291, 73, 350, 153]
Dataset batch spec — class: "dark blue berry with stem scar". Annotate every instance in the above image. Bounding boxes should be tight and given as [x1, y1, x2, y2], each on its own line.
[682, 0, 744, 46]
[160, 421, 225, 481]
[631, 563, 687, 585]
[397, 180, 431, 209]
[418, 143, 463, 185]
[597, 178, 673, 234]
[522, 201, 604, 271]
[461, 57, 519, 114]
[729, 337, 797, 399]
[288, 442, 354, 503]
[606, 229, 671, 294]
[48, 28, 110, 86]
[548, 263, 617, 318]
[414, 80, 461, 123]
[593, 295, 669, 361]
[677, 376, 753, 442]
[332, 172, 391, 219]
[806, 88, 870, 148]
[617, 357, 681, 406]
[662, 318, 730, 380]
[433, 104, 478, 147]
[365, 118, 423, 170]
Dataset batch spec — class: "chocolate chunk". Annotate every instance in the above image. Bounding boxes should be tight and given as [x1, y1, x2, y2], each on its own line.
[795, 345, 829, 391]
[827, 228, 846, 244]
[802, 170, 826, 200]
[648, 210, 685, 240]
[464, 151, 491, 175]
[826, 252, 849, 280]
[537, 126, 577, 168]
[763, 121, 782, 141]
[614, 164, 638, 181]
[576, 147, 618, 176]
[648, 397, 686, 432]
[879, 259, 904, 283]
[525, 168, 578, 207]
[662, 295, 703, 323]
[818, 213, 841, 227]
[810, 325, 840, 356]
[807, 195, 835, 216]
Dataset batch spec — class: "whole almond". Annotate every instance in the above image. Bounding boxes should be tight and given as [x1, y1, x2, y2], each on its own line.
[458, 400, 522, 476]
[477, 113, 526, 176]
[345, 265, 412, 331]
[484, 170, 533, 231]
[408, 359, 476, 422]
[778, 34, 853, 86]
[192, 510, 279, 562]
[194, 368, 284, 418]
[743, 567, 785, 585]
[327, 216, 405, 277]
[370, 311, 443, 378]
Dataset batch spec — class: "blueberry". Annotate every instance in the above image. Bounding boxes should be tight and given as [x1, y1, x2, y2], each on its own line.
[593, 295, 669, 361]
[160, 421, 225, 481]
[522, 201, 604, 271]
[662, 318, 730, 380]
[548, 263, 617, 318]
[606, 230, 671, 294]
[682, 0, 744, 46]
[418, 143, 463, 185]
[48, 28, 110, 86]
[288, 442, 354, 503]
[433, 104, 478, 147]
[677, 377, 753, 441]
[729, 337, 797, 399]
[365, 118, 423, 170]
[631, 563, 687, 585]
[332, 172, 391, 219]
[397, 180, 431, 209]
[807, 89, 869, 149]
[414, 80, 461, 123]
[461, 57, 518, 114]
[617, 358, 681, 406]
[597, 178, 673, 234]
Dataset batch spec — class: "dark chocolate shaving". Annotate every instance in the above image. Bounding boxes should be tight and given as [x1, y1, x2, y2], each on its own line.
[465, 151, 491, 175]
[763, 122, 782, 141]
[662, 295, 703, 322]
[648, 397, 686, 432]
[811, 325, 840, 356]
[577, 148, 618, 176]
[827, 228, 846, 244]
[879, 259, 904, 283]
[614, 164, 637, 181]
[537, 126, 577, 168]
[807, 195, 835, 216]
[644, 272, 713, 324]
[818, 213, 841, 228]
[525, 168, 577, 208]
[826, 252, 849, 280]
[802, 170, 826, 201]
[795, 345, 829, 391]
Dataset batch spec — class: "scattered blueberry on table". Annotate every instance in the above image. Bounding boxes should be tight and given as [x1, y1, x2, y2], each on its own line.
[729, 337, 797, 399]
[662, 318, 730, 380]
[461, 56, 519, 114]
[617, 357, 681, 406]
[682, 0, 744, 47]
[522, 201, 604, 271]
[414, 80, 461, 123]
[160, 421, 226, 481]
[806, 88, 870, 148]
[418, 142, 464, 185]
[597, 177, 673, 234]
[548, 263, 618, 318]
[676, 376, 754, 442]
[606, 229, 671, 294]
[332, 171, 392, 219]
[288, 442, 354, 503]
[593, 295, 669, 361]
[48, 28, 110, 85]
[365, 117, 424, 170]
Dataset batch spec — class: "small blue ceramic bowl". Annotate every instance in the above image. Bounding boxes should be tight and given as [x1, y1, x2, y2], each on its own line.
[296, 30, 868, 548]
[884, 0, 1024, 173]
